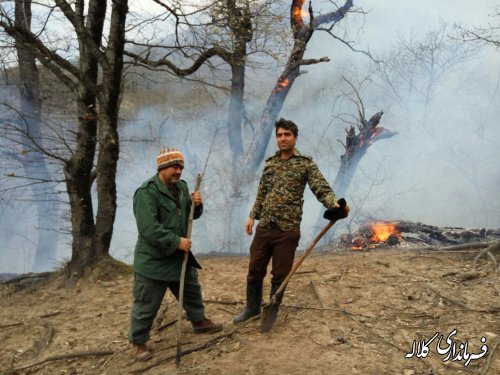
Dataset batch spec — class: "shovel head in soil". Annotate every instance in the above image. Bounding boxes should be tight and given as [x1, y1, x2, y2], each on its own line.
[260, 295, 280, 333]
[260, 199, 348, 333]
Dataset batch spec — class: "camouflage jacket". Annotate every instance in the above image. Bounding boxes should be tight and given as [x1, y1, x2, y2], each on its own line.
[249, 149, 337, 231]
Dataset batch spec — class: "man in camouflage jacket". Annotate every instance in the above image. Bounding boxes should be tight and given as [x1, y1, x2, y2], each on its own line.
[234, 118, 342, 324]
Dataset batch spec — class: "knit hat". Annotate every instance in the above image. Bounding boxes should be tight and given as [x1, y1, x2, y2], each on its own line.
[157, 147, 184, 171]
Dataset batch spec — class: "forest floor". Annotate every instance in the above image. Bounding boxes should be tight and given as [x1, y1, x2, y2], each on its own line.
[0, 246, 499, 375]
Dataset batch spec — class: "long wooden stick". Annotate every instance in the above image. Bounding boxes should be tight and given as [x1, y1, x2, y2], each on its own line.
[176, 173, 202, 368]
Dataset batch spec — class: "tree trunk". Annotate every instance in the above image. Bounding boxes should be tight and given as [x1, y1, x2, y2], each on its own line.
[222, 1, 253, 250]
[227, 54, 246, 190]
[14, 0, 60, 272]
[94, 0, 128, 257]
[63, 87, 98, 277]
[314, 111, 396, 235]
[64, 0, 106, 278]
[64, 165, 96, 278]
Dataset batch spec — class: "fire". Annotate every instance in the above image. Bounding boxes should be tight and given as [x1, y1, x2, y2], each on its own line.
[278, 77, 289, 88]
[351, 238, 365, 251]
[350, 222, 401, 250]
[370, 222, 400, 243]
[292, 1, 310, 25]
[293, 7, 310, 19]
[273, 77, 290, 93]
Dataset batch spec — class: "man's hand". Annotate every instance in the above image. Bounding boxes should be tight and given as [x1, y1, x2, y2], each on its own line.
[245, 217, 255, 236]
[178, 237, 192, 252]
[323, 198, 349, 220]
[331, 200, 350, 213]
[192, 191, 203, 206]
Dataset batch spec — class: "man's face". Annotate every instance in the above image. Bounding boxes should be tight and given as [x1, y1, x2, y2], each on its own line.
[159, 164, 183, 185]
[276, 127, 296, 152]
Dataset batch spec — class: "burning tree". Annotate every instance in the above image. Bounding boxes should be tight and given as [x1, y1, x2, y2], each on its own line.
[241, 0, 355, 182]
[332, 77, 397, 199]
[125, 0, 356, 186]
[313, 75, 397, 237]
[123, 0, 357, 250]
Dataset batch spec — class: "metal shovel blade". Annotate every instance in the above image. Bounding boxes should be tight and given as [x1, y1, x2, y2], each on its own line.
[260, 297, 279, 333]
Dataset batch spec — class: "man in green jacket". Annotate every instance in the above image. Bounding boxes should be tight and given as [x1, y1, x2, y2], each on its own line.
[128, 147, 222, 361]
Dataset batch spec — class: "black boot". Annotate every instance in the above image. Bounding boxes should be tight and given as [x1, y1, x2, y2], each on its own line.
[233, 282, 263, 323]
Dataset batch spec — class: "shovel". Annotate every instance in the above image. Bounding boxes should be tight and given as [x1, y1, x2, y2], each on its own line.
[260, 198, 348, 333]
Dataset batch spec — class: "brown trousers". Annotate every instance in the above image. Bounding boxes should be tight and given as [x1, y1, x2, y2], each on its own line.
[247, 224, 301, 284]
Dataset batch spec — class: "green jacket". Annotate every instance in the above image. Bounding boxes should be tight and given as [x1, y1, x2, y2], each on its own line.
[133, 175, 203, 281]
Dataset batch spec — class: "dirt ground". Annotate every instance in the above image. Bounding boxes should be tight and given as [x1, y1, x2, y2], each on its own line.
[1, 247, 499, 375]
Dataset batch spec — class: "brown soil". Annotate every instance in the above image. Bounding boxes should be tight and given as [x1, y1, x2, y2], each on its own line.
[1, 247, 499, 375]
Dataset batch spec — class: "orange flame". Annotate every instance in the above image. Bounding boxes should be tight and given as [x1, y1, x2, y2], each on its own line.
[351, 238, 365, 251]
[370, 222, 400, 243]
[278, 77, 289, 88]
[293, 7, 309, 19]
[351, 222, 401, 250]
[273, 77, 290, 93]
[292, 1, 306, 24]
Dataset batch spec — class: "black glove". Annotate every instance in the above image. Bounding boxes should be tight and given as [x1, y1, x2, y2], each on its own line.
[323, 198, 348, 221]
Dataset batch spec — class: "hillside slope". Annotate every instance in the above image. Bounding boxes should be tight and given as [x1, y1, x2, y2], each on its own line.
[1, 248, 499, 375]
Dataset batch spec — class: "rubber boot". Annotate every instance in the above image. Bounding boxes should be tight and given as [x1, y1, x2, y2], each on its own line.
[233, 282, 263, 323]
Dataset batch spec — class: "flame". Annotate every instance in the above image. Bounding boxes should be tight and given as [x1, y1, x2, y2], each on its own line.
[278, 77, 289, 88]
[292, 1, 306, 23]
[351, 238, 365, 251]
[293, 7, 309, 19]
[370, 222, 400, 243]
[351, 222, 401, 250]
[273, 77, 290, 93]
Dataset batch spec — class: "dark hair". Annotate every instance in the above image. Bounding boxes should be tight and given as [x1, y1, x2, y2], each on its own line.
[275, 118, 298, 137]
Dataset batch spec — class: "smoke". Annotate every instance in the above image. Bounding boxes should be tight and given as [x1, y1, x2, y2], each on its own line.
[2, 0, 500, 272]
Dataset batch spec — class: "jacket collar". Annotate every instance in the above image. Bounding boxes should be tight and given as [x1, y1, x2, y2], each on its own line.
[273, 148, 301, 159]
[154, 174, 177, 199]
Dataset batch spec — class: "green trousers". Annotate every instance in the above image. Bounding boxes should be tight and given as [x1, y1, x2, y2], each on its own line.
[128, 269, 205, 345]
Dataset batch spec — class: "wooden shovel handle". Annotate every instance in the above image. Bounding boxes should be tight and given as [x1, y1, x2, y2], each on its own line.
[176, 173, 202, 367]
[270, 220, 335, 301]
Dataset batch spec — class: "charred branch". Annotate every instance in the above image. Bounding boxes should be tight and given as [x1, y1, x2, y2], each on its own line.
[321, 76, 397, 203]
[313, 0, 353, 29]
[339, 109, 392, 170]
